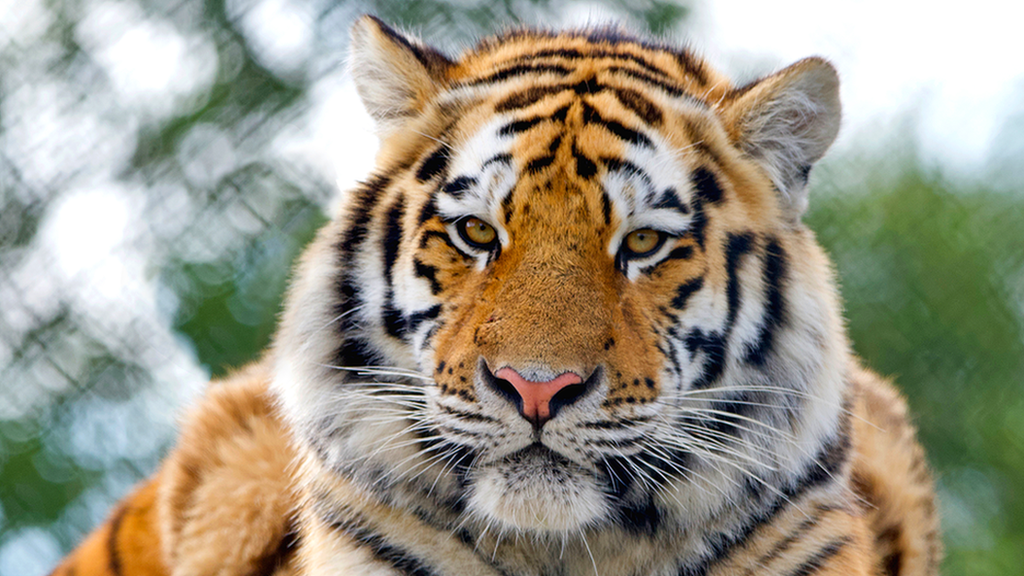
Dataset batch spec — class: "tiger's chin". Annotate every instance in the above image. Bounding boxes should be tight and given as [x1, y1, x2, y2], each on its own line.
[467, 444, 610, 533]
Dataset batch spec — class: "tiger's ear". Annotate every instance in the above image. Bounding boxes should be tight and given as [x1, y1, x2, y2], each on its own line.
[349, 16, 453, 137]
[721, 57, 841, 219]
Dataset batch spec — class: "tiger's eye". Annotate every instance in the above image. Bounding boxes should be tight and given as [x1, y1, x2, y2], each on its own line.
[624, 229, 662, 256]
[461, 217, 497, 248]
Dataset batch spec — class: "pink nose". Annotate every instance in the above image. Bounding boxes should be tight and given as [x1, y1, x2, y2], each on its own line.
[494, 367, 584, 425]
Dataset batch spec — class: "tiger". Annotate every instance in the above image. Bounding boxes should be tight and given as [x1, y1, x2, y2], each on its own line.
[50, 15, 942, 576]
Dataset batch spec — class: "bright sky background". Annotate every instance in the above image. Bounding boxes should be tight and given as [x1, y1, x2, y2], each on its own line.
[691, 0, 1024, 175]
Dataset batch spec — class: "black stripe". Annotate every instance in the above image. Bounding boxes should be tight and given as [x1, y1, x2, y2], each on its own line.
[483, 153, 513, 168]
[106, 505, 126, 576]
[323, 513, 438, 576]
[672, 276, 704, 310]
[406, 304, 441, 334]
[381, 197, 407, 339]
[466, 63, 571, 85]
[416, 145, 451, 182]
[787, 538, 849, 576]
[614, 493, 662, 536]
[612, 87, 663, 126]
[630, 446, 692, 486]
[697, 395, 754, 438]
[495, 84, 571, 111]
[382, 303, 406, 338]
[685, 329, 726, 389]
[419, 228, 456, 251]
[601, 157, 653, 190]
[600, 455, 637, 498]
[573, 143, 598, 179]
[501, 189, 515, 224]
[582, 102, 652, 147]
[750, 508, 827, 571]
[419, 230, 466, 257]
[653, 187, 689, 214]
[883, 549, 903, 576]
[582, 419, 624, 430]
[666, 246, 694, 261]
[548, 135, 563, 153]
[526, 155, 555, 174]
[687, 199, 708, 249]
[674, 50, 709, 85]
[600, 190, 613, 225]
[437, 403, 498, 423]
[338, 173, 390, 255]
[660, 336, 684, 382]
[607, 65, 686, 98]
[724, 233, 753, 327]
[441, 176, 475, 197]
[800, 409, 852, 489]
[331, 175, 402, 348]
[499, 117, 543, 136]
[692, 167, 724, 204]
[508, 48, 678, 83]
[689, 420, 852, 575]
[414, 259, 442, 294]
[417, 196, 437, 225]
[685, 233, 753, 389]
[333, 278, 359, 335]
[253, 529, 298, 576]
[571, 77, 604, 95]
[680, 117, 719, 163]
[382, 197, 405, 284]
[877, 523, 904, 576]
[335, 337, 383, 368]
[745, 238, 788, 366]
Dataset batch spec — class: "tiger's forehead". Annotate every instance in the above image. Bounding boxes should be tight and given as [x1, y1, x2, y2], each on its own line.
[433, 78, 715, 236]
[448, 30, 732, 105]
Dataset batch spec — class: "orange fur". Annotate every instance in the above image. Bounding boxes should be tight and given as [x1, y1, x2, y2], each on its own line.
[55, 18, 940, 576]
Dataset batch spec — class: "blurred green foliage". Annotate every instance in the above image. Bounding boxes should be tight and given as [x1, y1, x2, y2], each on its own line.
[0, 0, 1021, 574]
[808, 168, 1024, 575]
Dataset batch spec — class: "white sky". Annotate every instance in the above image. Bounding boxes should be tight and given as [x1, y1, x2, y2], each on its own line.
[689, 0, 1024, 174]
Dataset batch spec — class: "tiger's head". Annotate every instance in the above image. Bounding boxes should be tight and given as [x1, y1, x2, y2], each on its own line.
[272, 16, 849, 539]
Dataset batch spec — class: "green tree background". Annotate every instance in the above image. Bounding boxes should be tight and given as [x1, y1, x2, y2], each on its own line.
[0, 1, 1021, 574]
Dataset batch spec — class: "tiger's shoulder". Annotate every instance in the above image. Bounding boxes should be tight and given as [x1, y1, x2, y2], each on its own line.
[50, 362, 301, 576]
[849, 366, 942, 576]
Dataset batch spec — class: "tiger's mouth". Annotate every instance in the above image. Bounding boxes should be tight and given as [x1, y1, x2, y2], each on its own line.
[502, 442, 571, 467]
[467, 442, 611, 533]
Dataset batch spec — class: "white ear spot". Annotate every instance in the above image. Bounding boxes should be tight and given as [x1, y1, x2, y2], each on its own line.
[723, 57, 841, 219]
[348, 15, 452, 137]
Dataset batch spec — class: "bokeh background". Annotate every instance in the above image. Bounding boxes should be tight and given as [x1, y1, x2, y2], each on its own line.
[1, 1, 1021, 574]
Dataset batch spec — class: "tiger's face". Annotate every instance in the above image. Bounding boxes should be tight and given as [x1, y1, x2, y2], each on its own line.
[273, 17, 847, 539]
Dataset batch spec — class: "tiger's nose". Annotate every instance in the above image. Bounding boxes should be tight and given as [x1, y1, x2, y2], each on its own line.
[491, 367, 586, 427]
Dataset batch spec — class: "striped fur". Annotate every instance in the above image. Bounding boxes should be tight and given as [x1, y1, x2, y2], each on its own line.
[54, 17, 940, 576]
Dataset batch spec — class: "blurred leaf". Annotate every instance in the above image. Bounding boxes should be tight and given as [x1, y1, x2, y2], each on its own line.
[808, 169, 1024, 574]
